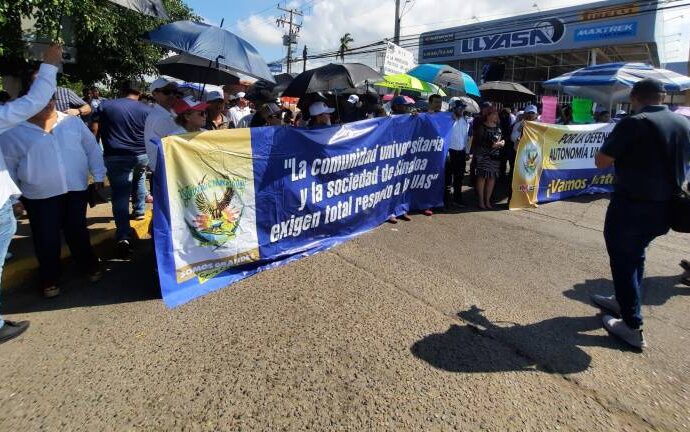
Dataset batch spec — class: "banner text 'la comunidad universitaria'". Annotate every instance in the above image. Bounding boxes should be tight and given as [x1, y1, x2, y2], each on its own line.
[153, 114, 453, 307]
[510, 121, 615, 209]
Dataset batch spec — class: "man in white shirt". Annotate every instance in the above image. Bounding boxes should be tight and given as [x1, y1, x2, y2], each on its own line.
[228, 92, 252, 128]
[445, 98, 470, 207]
[144, 78, 181, 172]
[0, 43, 62, 344]
[3, 97, 106, 299]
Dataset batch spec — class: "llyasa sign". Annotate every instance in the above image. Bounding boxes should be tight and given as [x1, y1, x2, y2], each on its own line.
[457, 18, 565, 55]
[581, 3, 640, 22]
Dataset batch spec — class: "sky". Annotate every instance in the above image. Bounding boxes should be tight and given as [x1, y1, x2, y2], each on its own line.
[184, 0, 690, 70]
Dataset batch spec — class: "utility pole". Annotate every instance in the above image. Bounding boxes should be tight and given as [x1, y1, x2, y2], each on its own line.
[394, 0, 401, 45]
[302, 45, 308, 72]
[276, 5, 302, 74]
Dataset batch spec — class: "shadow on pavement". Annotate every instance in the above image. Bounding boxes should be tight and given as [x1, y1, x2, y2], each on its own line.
[3, 239, 160, 314]
[564, 276, 690, 308]
[411, 305, 628, 375]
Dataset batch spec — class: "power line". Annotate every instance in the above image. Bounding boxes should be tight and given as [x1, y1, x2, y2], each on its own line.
[295, 0, 690, 63]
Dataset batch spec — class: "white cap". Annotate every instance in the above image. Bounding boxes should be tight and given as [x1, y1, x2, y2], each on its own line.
[206, 89, 224, 102]
[524, 105, 538, 114]
[150, 77, 174, 92]
[309, 101, 335, 116]
[235, 92, 246, 99]
[347, 95, 359, 104]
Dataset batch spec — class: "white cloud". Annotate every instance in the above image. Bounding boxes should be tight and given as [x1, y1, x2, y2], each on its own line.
[236, 14, 284, 47]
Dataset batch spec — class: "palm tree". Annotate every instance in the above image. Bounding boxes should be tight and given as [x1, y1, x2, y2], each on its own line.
[337, 33, 354, 62]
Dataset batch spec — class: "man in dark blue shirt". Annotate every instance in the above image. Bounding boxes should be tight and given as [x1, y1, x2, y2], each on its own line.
[92, 86, 151, 257]
[592, 78, 690, 349]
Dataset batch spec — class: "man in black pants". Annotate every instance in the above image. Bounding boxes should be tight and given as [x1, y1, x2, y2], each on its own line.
[592, 79, 690, 349]
[445, 99, 470, 208]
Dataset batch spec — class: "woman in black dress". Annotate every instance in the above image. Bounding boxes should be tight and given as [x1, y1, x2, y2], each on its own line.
[473, 107, 504, 209]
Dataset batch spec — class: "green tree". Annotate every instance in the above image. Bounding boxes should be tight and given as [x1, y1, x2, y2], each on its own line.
[0, 0, 198, 87]
[337, 33, 353, 62]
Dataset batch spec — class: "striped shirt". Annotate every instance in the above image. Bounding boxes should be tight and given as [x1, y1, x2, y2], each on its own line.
[55, 87, 87, 112]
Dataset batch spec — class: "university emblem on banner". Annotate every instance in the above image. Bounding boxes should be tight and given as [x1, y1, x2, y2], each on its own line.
[519, 141, 541, 182]
[183, 176, 245, 248]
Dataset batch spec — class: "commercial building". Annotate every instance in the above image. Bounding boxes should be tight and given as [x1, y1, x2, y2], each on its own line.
[418, 0, 690, 94]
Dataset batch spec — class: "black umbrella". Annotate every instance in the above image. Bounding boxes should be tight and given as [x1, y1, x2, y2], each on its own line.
[156, 54, 240, 86]
[479, 81, 535, 103]
[253, 73, 298, 97]
[107, 0, 168, 19]
[282, 63, 382, 98]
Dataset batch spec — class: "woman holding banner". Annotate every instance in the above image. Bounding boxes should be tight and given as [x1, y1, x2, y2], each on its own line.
[473, 107, 504, 209]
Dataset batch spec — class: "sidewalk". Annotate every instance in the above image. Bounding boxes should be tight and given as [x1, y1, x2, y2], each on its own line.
[2, 201, 151, 294]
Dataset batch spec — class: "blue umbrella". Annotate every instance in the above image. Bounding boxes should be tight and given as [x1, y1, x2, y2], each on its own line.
[407, 63, 480, 97]
[543, 62, 690, 106]
[143, 20, 275, 83]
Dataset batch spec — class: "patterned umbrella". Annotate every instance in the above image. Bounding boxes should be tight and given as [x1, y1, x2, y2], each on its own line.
[543, 62, 690, 106]
[407, 64, 480, 97]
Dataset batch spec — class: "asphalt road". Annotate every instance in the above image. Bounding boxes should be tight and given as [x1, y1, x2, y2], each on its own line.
[1, 193, 689, 431]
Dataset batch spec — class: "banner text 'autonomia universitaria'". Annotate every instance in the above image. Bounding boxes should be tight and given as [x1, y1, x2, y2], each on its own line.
[510, 121, 615, 209]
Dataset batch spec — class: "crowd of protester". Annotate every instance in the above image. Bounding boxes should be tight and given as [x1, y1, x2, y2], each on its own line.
[0, 48, 688, 350]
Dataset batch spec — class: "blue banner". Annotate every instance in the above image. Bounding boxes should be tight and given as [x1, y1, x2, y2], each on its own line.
[153, 114, 453, 307]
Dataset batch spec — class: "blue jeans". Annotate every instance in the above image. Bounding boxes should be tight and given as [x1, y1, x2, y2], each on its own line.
[0, 200, 17, 329]
[105, 154, 149, 242]
[603, 194, 671, 329]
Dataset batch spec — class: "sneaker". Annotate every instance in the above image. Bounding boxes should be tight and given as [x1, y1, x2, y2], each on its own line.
[43, 285, 60, 298]
[423, 209, 433, 216]
[602, 315, 646, 349]
[591, 294, 621, 315]
[116, 239, 133, 259]
[0, 320, 30, 344]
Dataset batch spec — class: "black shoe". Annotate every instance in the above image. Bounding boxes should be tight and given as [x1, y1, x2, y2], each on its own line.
[0, 320, 30, 344]
[116, 239, 133, 260]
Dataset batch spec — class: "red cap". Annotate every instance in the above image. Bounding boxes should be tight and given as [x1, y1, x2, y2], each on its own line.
[173, 96, 208, 115]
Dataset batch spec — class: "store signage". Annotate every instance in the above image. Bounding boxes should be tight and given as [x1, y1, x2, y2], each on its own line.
[457, 18, 565, 55]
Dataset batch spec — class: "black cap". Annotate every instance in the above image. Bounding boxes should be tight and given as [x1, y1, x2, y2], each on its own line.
[631, 78, 665, 95]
